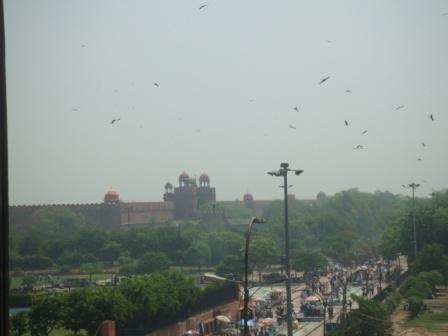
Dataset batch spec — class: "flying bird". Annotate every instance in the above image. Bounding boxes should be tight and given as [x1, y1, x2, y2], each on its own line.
[199, 4, 208, 10]
[362, 130, 368, 135]
[249, 98, 255, 103]
[71, 108, 79, 112]
[346, 89, 351, 93]
[395, 105, 405, 110]
[430, 114, 434, 121]
[289, 125, 296, 130]
[353, 145, 364, 150]
[421, 142, 426, 147]
[81, 44, 86, 48]
[318, 76, 330, 85]
[417, 158, 423, 161]
[111, 118, 121, 124]
[326, 40, 332, 43]
[344, 120, 349, 126]
[153, 82, 159, 87]
[293, 106, 299, 112]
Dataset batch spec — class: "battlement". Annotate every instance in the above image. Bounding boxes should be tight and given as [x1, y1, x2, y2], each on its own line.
[10, 202, 106, 208]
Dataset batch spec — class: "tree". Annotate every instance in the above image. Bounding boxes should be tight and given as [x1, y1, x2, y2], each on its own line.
[21, 274, 38, 288]
[215, 254, 245, 280]
[18, 234, 42, 256]
[58, 251, 98, 267]
[412, 244, 448, 283]
[79, 262, 102, 282]
[9, 311, 28, 336]
[31, 206, 85, 240]
[292, 248, 328, 276]
[183, 240, 211, 270]
[16, 255, 53, 270]
[29, 293, 64, 336]
[118, 256, 138, 276]
[62, 287, 134, 335]
[206, 231, 244, 265]
[407, 296, 423, 319]
[98, 241, 122, 264]
[249, 237, 280, 282]
[118, 271, 200, 327]
[74, 227, 107, 255]
[400, 276, 432, 299]
[333, 295, 392, 336]
[137, 252, 171, 275]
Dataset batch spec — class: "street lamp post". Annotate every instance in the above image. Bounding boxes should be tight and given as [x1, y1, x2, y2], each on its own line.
[337, 269, 351, 321]
[268, 163, 303, 336]
[243, 217, 264, 336]
[402, 183, 420, 259]
[314, 290, 333, 336]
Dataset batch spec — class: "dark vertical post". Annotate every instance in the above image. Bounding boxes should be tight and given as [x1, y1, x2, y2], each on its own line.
[365, 270, 369, 297]
[243, 226, 250, 336]
[341, 280, 347, 320]
[243, 218, 262, 336]
[0, 1, 9, 335]
[323, 301, 327, 336]
[411, 185, 417, 259]
[281, 163, 293, 336]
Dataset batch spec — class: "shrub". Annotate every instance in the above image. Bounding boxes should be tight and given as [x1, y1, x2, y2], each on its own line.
[407, 296, 423, 318]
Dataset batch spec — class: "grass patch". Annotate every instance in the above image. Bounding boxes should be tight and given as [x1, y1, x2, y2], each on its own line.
[49, 328, 87, 336]
[406, 309, 448, 331]
[10, 273, 113, 289]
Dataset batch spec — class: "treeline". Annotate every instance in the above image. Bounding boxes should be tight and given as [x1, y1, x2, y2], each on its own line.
[9, 271, 207, 336]
[11, 188, 447, 280]
[379, 189, 448, 262]
[264, 189, 407, 266]
[330, 189, 448, 335]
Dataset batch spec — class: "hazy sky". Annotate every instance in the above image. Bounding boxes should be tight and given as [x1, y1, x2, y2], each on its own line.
[5, 1, 448, 205]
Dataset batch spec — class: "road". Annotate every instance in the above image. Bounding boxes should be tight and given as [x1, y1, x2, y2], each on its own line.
[251, 280, 383, 336]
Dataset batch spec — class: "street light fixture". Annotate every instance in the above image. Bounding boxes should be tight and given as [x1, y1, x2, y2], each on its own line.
[267, 163, 304, 336]
[402, 183, 420, 259]
[243, 217, 265, 336]
[313, 289, 333, 336]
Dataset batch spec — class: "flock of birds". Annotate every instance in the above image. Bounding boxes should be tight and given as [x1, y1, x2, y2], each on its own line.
[286, 74, 437, 155]
[72, 3, 442, 170]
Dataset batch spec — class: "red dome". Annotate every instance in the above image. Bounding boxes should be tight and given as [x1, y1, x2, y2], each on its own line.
[104, 190, 120, 203]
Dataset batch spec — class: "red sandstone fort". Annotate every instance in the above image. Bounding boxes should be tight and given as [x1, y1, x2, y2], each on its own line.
[10, 172, 312, 229]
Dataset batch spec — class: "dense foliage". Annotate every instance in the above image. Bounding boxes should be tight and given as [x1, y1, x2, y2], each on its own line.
[330, 295, 392, 336]
[16, 271, 204, 336]
[9, 189, 413, 277]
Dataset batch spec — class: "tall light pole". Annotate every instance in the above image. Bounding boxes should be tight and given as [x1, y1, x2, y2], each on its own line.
[268, 163, 303, 336]
[402, 183, 420, 259]
[243, 217, 264, 336]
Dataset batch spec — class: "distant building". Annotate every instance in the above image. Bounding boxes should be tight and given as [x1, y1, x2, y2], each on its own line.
[9, 172, 319, 229]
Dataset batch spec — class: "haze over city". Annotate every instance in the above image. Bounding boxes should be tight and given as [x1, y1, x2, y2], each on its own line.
[5, 0, 448, 205]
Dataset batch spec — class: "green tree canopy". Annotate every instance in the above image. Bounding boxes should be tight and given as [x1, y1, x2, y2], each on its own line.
[215, 254, 245, 280]
[29, 293, 64, 336]
[62, 287, 134, 335]
[292, 248, 328, 274]
[136, 252, 171, 275]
